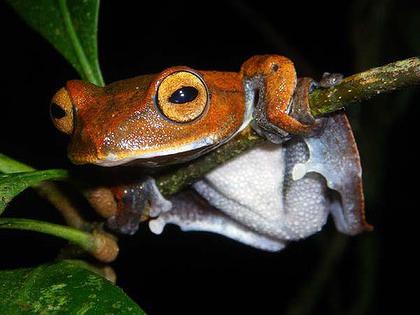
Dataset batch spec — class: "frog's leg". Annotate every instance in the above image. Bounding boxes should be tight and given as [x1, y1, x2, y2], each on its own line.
[292, 113, 372, 235]
[87, 182, 285, 250]
[241, 55, 314, 141]
[85, 178, 172, 235]
[149, 190, 286, 252]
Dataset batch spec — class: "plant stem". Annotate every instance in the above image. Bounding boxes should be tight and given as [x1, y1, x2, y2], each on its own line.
[0, 217, 95, 251]
[0, 218, 118, 262]
[35, 182, 90, 231]
[157, 56, 420, 197]
[285, 235, 349, 315]
[58, 0, 104, 86]
[350, 235, 378, 315]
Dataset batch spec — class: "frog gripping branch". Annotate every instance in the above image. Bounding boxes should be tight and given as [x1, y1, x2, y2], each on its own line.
[51, 55, 371, 251]
[5, 1, 420, 311]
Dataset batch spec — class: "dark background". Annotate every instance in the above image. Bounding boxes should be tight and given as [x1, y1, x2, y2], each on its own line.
[1, 0, 419, 314]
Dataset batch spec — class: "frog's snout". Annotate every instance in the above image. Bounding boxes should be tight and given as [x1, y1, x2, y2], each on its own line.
[50, 87, 74, 135]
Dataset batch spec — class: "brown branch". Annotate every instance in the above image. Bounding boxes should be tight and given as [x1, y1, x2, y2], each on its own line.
[156, 57, 420, 196]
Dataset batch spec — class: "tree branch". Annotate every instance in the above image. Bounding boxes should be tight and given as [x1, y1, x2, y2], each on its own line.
[156, 56, 420, 196]
[309, 57, 420, 116]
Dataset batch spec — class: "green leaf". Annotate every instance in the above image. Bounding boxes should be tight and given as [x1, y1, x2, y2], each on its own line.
[0, 261, 145, 314]
[7, 0, 104, 86]
[0, 153, 35, 173]
[0, 169, 68, 214]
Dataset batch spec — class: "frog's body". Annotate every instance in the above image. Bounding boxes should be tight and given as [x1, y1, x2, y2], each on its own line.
[51, 55, 370, 251]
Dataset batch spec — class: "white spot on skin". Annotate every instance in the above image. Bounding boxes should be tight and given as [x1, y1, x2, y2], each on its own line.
[204, 137, 215, 145]
[292, 163, 307, 180]
[149, 218, 165, 234]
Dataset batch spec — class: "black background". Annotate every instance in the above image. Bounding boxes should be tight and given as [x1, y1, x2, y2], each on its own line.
[1, 1, 419, 314]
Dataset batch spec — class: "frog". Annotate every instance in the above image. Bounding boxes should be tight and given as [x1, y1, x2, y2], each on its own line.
[50, 55, 371, 251]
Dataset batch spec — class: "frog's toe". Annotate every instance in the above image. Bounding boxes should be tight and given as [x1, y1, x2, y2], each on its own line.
[252, 77, 317, 142]
[106, 177, 172, 235]
[318, 72, 344, 88]
[107, 212, 142, 235]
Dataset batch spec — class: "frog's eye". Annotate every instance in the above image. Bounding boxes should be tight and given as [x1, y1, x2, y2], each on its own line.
[156, 71, 208, 123]
[50, 87, 74, 135]
[168, 86, 199, 104]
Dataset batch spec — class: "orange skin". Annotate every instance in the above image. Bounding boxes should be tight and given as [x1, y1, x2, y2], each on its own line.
[51, 55, 310, 167]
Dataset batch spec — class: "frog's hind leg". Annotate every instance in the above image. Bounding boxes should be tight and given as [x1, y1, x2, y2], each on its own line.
[294, 113, 372, 234]
[149, 190, 286, 252]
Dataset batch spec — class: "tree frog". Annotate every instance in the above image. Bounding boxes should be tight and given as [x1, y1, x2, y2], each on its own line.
[51, 55, 371, 251]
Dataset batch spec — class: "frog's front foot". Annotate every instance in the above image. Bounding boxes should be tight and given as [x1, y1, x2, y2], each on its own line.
[106, 177, 172, 235]
[252, 76, 318, 143]
[241, 55, 346, 143]
[251, 71, 343, 143]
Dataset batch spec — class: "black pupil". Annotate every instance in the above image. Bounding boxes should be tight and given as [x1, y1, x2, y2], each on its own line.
[168, 86, 198, 104]
[50, 102, 66, 119]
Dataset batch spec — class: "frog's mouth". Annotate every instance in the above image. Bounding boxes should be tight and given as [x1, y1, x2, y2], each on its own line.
[98, 136, 218, 167]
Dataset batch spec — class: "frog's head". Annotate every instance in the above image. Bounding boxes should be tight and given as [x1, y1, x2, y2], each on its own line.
[51, 67, 247, 166]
